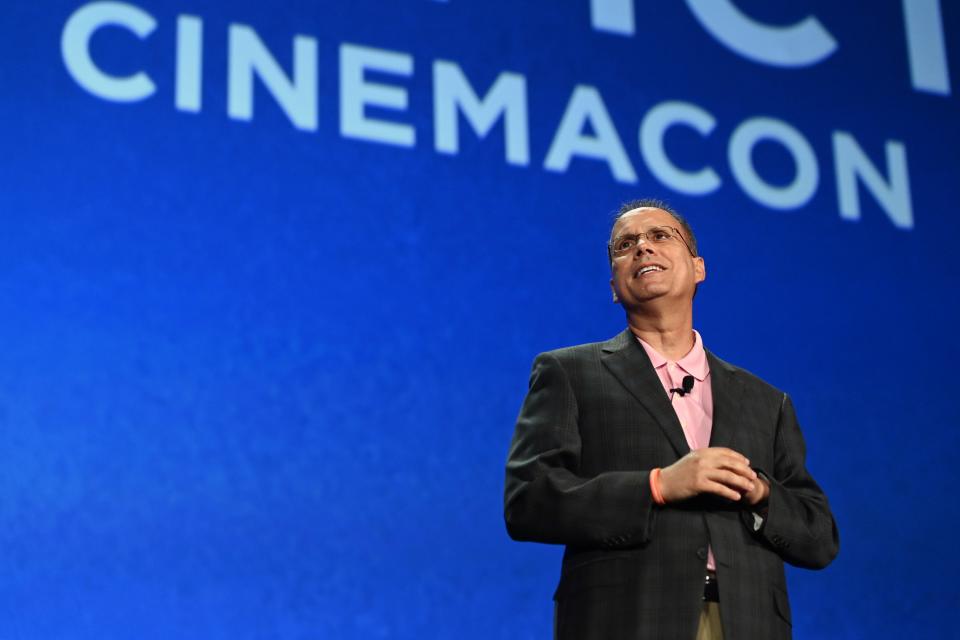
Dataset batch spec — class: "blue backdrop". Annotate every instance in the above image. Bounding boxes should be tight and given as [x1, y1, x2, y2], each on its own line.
[2, 1, 958, 638]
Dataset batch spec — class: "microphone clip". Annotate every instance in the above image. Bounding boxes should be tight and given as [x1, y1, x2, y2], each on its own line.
[670, 375, 696, 398]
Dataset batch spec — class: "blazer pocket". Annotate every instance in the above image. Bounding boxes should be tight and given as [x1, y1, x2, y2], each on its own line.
[553, 555, 641, 601]
[772, 585, 792, 626]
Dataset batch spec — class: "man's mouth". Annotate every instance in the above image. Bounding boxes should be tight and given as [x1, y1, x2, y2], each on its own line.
[635, 264, 666, 278]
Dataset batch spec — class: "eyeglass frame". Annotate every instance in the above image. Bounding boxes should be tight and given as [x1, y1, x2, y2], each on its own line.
[607, 225, 697, 261]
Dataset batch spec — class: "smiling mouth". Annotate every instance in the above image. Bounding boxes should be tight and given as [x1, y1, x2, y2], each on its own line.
[635, 265, 666, 278]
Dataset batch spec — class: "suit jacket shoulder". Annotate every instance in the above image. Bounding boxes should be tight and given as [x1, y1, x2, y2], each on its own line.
[705, 350, 786, 400]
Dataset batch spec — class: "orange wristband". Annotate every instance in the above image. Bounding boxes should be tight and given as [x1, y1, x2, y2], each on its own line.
[649, 468, 666, 505]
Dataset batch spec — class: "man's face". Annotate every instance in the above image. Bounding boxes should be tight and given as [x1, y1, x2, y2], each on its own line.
[608, 207, 706, 308]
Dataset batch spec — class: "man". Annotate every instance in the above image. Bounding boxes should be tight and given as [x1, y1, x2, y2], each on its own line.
[504, 200, 838, 639]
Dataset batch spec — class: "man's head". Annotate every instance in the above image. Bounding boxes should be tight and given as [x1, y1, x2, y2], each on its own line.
[608, 199, 705, 309]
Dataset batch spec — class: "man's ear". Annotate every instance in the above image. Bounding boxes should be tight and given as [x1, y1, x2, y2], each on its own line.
[610, 278, 619, 303]
[694, 257, 706, 284]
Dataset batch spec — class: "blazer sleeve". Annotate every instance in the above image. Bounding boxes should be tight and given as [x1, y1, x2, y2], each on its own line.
[503, 352, 657, 548]
[747, 393, 840, 569]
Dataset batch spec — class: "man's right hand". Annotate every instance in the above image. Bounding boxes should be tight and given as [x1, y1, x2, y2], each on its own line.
[658, 447, 757, 502]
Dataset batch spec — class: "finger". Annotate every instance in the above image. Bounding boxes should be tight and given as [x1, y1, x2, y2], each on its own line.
[704, 447, 750, 466]
[708, 470, 755, 494]
[714, 459, 758, 480]
[699, 452, 757, 479]
[701, 480, 743, 501]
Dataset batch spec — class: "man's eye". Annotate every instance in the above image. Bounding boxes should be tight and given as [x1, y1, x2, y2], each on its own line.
[616, 238, 636, 251]
[652, 230, 671, 241]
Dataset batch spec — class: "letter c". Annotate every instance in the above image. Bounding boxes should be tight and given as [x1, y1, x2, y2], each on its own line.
[639, 101, 721, 195]
[61, 1, 157, 102]
[685, 0, 837, 67]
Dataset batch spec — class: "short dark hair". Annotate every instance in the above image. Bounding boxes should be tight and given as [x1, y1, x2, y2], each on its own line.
[609, 198, 698, 258]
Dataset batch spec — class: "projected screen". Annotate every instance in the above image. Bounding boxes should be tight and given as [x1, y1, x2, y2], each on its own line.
[1, 1, 957, 638]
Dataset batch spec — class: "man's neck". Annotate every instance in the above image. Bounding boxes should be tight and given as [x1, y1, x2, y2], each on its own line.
[626, 307, 695, 361]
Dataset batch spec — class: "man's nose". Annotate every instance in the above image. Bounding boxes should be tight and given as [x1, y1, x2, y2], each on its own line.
[634, 238, 654, 255]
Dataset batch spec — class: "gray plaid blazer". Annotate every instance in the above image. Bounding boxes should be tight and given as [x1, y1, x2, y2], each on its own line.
[504, 330, 839, 640]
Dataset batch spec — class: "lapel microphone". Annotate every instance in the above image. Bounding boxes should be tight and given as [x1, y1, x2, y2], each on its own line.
[670, 375, 695, 398]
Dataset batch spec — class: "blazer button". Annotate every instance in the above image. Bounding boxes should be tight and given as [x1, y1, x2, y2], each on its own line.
[696, 547, 707, 561]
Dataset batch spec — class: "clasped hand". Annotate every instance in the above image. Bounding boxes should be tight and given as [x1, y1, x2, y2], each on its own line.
[659, 447, 769, 506]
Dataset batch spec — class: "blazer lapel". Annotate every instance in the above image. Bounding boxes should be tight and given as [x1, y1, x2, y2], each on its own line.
[706, 350, 744, 451]
[601, 329, 691, 457]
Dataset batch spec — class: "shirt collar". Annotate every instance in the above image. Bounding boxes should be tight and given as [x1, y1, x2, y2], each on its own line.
[635, 329, 710, 381]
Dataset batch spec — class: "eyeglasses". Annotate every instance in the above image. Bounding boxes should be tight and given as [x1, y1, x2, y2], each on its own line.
[608, 226, 696, 259]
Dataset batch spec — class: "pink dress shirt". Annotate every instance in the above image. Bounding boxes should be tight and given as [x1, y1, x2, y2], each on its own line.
[636, 330, 717, 571]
